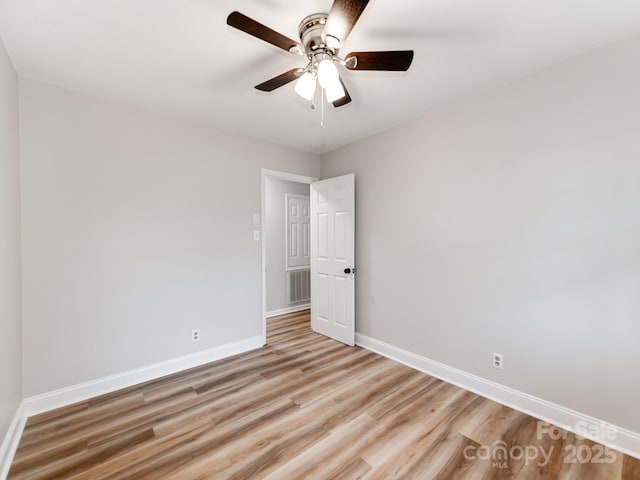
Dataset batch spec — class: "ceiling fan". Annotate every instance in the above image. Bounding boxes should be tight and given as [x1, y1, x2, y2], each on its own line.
[226, 0, 414, 108]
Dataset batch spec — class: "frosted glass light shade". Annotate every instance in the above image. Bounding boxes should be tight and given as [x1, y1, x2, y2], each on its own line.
[324, 80, 346, 103]
[294, 72, 316, 101]
[317, 59, 339, 89]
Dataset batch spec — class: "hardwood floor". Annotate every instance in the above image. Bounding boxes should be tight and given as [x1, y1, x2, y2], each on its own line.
[9, 310, 640, 479]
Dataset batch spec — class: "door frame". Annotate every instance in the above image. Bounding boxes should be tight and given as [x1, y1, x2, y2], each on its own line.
[261, 169, 318, 345]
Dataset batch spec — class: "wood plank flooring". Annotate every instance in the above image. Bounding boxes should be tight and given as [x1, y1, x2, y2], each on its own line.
[9, 310, 640, 479]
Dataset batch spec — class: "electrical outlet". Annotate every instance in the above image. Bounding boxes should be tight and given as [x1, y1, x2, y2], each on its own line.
[492, 352, 503, 370]
[192, 329, 201, 342]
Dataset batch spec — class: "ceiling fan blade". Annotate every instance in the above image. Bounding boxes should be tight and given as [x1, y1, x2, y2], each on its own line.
[344, 50, 414, 71]
[227, 11, 304, 54]
[322, 0, 370, 48]
[255, 68, 304, 92]
[332, 76, 352, 108]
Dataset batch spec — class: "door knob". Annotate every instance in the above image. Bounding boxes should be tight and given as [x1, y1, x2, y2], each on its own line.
[344, 268, 355, 274]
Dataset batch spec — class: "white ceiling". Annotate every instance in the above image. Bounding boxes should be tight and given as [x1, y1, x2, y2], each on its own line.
[1, 0, 639, 154]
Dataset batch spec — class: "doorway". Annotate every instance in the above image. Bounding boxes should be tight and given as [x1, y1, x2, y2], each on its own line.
[261, 169, 317, 345]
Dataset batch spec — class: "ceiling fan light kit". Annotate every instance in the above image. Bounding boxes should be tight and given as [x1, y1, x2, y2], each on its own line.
[226, 0, 414, 109]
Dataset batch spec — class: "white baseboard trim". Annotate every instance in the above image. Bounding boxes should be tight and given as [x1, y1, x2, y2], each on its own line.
[356, 333, 640, 460]
[24, 336, 264, 417]
[266, 304, 310, 318]
[0, 401, 26, 480]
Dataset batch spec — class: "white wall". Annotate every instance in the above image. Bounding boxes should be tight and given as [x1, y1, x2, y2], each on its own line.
[0, 35, 22, 440]
[19, 79, 320, 396]
[321, 34, 640, 433]
[265, 178, 310, 313]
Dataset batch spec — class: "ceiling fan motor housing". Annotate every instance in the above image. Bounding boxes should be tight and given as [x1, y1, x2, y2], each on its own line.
[299, 13, 335, 54]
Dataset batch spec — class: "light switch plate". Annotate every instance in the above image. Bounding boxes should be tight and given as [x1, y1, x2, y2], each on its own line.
[253, 230, 260, 241]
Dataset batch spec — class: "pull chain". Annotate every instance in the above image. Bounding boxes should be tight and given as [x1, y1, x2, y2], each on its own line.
[308, 85, 326, 129]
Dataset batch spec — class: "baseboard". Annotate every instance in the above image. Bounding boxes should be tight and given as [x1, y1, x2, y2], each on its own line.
[0, 401, 26, 480]
[355, 333, 640, 460]
[266, 304, 310, 318]
[24, 336, 264, 417]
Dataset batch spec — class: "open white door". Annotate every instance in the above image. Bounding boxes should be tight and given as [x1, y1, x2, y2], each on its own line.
[310, 174, 355, 346]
